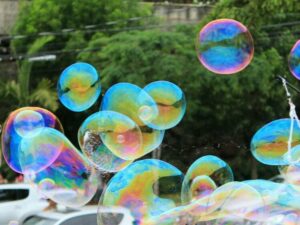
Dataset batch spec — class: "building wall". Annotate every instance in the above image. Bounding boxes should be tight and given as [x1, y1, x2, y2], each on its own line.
[151, 3, 212, 24]
[0, 0, 19, 35]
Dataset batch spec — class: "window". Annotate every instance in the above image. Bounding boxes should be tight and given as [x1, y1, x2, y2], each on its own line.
[0, 189, 29, 202]
[60, 214, 97, 225]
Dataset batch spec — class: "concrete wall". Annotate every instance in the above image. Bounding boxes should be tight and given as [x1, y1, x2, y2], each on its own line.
[0, 0, 19, 35]
[152, 3, 212, 24]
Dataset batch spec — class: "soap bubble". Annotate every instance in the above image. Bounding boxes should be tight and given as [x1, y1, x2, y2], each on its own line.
[98, 159, 184, 225]
[57, 62, 101, 112]
[289, 40, 300, 80]
[101, 83, 164, 154]
[181, 155, 234, 203]
[251, 119, 300, 166]
[78, 111, 144, 171]
[143, 81, 186, 130]
[197, 18, 254, 74]
[1, 107, 63, 173]
[147, 182, 264, 224]
[32, 128, 98, 207]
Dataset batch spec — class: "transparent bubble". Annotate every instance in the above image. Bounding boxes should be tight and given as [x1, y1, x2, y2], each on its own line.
[57, 62, 101, 112]
[101, 83, 164, 154]
[196, 18, 254, 74]
[289, 40, 300, 80]
[148, 182, 264, 224]
[251, 119, 300, 166]
[143, 81, 186, 130]
[32, 128, 98, 207]
[78, 111, 143, 171]
[98, 159, 184, 225]
[181, 155, 234, 204]
[1, 107, 63, 173]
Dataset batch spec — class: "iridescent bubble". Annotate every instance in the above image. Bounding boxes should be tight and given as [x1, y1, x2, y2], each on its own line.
[57, 62, 101, 112]
[143, 81, 186, 130]
[289, 40, 300, 80]
[251, 119, 300, 166]
[32, 127, 98, 207]
[78, 111, 143, 171]
[98, 159, 184, 225]
[197, 18, 254, 74]
[189, 175, 217, 201]
[147, 182, 264, 224]
[101, 83, 164, 154]
[1, 107, 63, 173]
[181, 155, 234, 204]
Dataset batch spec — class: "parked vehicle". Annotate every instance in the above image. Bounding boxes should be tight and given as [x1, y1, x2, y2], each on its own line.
[23, 206, 134, 225]
[0, 184, 49, 224]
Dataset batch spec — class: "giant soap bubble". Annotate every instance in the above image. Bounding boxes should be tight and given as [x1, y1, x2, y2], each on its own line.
[32, 128, 98, 207]
[251, 119, 300, 166]
[57, 62, 101, 112]
[289, 40, 300, 80]
[197, 18, 254, 74]
[98, 159, 184, 225]
[1, 107, 63, 173]
[143, 81, 186, 130]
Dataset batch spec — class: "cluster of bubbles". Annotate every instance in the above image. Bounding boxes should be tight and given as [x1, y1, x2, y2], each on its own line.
[1, 62, 187, 212]
[2, 17, 300, 225]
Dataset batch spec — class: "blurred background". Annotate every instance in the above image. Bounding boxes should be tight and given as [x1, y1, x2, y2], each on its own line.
[0, 0, 299, 192]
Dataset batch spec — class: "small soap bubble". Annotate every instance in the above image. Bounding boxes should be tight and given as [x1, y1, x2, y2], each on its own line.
[57, 62, 101, 112]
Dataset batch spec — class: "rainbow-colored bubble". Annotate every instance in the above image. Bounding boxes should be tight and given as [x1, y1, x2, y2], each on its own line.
[33, 128, 98, 207]
[57, 62, 101, 112]
[197, 18, 254, 74]
[181, 155, 234, 203]
[251, 119, 300, 166]
[143, 81, 186, 130]
[99, 159, 183, 225]
[78, 111, 144, 172]
[101, 83, 164, 154]
[289, 40, 300, 80]
[1, 107, 63, 173]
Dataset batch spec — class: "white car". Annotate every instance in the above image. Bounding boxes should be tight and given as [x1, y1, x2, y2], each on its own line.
[0, 183, 49, 224]
[23, 206, 134, 225]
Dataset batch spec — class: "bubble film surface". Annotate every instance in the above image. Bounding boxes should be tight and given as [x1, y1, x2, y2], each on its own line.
[101, 83, 164, 155]
[1, 107, 63, 173]
[143, 81, 186, 130]
[57, 62, 101, 112]
[181, 155, 234, 203]
[289, 40, 300, 80]
[197, 18, 254, 74]
[33, 128, 98, 207]
[98, 159, 184, 225]
[251, 119, 300, 166]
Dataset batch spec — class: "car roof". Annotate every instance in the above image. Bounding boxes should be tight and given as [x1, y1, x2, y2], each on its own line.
[0, 183, 32, 189]
[33, 205, 132, 220]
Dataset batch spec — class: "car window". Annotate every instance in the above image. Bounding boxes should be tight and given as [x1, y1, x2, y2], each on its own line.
[99, 213, 124, 225]
[0, 189, 29, 202]
[60, 214, 97, 225]
[23, 216, 57, 225]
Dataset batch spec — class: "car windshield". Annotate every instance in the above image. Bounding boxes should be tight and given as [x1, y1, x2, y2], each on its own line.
[23, 216, 57, 225]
